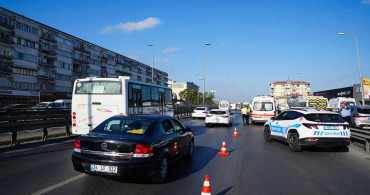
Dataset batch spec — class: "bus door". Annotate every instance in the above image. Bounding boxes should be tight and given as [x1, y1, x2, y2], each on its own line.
[132, 88, 142, 114]
[159, 88, 165, 115]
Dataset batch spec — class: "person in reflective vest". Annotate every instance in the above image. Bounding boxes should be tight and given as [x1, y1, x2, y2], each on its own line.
[241, 106, 250, 125]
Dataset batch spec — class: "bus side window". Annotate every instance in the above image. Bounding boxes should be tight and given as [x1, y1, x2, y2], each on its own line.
[151, 87, 159, 106]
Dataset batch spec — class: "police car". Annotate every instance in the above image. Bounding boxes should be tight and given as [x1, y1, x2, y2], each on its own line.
[264, 109, 350, 152]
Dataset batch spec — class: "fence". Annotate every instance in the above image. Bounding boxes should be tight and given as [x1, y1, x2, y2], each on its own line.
[350, 128, 370, 152]
[0, 108, 71, 145]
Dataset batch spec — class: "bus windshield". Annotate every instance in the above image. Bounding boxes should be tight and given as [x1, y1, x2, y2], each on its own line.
[75, 81, 122, 94]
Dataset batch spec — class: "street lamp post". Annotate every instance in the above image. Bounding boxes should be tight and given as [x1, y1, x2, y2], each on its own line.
[147, 44, 154, 84]
[297, 72, 303, 97]
[339, 33, 365, 105]
[203, 43, 211, 106]
[225, 72, 230, 100]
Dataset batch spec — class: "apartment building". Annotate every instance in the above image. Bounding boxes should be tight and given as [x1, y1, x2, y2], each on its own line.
[0, 7, 168, 106]
[270, 80, 311, 98]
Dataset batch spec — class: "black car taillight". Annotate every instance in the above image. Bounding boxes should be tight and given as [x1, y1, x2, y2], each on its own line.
[303, 123, 318, 129]
[133, 144, 154, 158]
[74, 140, 81, 153]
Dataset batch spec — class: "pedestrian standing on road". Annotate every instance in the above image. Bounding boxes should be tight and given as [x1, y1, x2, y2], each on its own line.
[339, 102, 351, 125]
[241, 106, 249, 125]
[245, 106, 251, 125]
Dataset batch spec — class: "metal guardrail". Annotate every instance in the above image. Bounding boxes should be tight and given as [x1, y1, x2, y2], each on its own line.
[350, 128, 370, 152]
[0, 108, 71, 146]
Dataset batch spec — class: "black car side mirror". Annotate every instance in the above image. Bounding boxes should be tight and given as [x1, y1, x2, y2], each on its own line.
[270, 117, 276, 121]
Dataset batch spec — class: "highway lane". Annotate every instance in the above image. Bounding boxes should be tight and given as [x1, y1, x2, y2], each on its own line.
[238, 123, 370, 194]
[0, 113, 369, 194]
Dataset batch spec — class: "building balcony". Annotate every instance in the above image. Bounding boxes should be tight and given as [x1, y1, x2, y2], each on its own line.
[73, 58, 89, 64]
[38, 61, 54, 68]
[74, 46, 90, 54]
[40, 34, 57, 43]
[0, 54, 13, 60]
[39, 48, 57, 55]
[0, 22, 14, 29]
[0, 37, 13, 44]
[0, 62, 12, 74]
[37, 75, 55, 80]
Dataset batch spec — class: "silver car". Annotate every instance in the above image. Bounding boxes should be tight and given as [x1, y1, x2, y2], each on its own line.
[349, 105, 370, 129]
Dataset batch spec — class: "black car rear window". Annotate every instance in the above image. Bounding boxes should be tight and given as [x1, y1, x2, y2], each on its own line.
[304, 114, 344, 123]
[196, 108, 206, 110]
[93, 118, 153, 135]
[358, 108, 370, 114]
[210, 111, 226, 114]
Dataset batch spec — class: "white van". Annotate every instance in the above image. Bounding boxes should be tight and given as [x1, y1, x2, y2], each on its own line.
[55, 99, 72, 108]
[251, 96, 275, 124]
[327, 97, 356, 112]
[219, 100, 230, 112]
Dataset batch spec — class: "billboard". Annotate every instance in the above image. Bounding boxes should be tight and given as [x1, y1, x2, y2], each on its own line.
[172, 83, 185, 89]
[313, 86, 353, 100]
[363, 78, 370, 99]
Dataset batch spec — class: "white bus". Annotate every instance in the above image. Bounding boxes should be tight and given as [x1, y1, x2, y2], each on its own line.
[71, 76, 174, 135]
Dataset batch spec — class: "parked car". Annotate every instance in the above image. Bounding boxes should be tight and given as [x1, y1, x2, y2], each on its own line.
[54, 99, 72, 108]
[72, 115, 194, 183]
[205, 109, 233, 127]
[32, 102, 63, 109]
[192, 107, 210, 119]
[264, 109, 350, 152]
[349, 105, 370, 129]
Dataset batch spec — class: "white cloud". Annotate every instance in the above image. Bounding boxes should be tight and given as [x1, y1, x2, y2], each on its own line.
[163, 48, 180, 54]
[361, 0, 370, 5]
[101, 17, 161, 33]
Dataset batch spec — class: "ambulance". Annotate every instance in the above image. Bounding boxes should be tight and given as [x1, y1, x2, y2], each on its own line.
[327, 97, 356, 112]
[251, 96, 276, 124]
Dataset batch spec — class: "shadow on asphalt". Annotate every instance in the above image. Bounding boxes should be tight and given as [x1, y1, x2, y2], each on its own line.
[272, 139, 350, 153]
[108, 145, 219, 184]
[165, 145, 219, 183]
[216, 186, 233, 195]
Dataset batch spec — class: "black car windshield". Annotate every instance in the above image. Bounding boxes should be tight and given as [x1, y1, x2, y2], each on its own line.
[93, 118, 153, 135]
[304, 114, 345, 123]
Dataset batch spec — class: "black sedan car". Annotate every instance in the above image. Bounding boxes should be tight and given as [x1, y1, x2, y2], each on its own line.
[72, 115, 194, 183]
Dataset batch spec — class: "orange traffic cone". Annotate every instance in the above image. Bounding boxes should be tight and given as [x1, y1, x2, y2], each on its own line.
[201, 175, 211, 195]
[218, 139, 230, 155]
[173, 142, 178, 151]
[232, 127, 239, 137]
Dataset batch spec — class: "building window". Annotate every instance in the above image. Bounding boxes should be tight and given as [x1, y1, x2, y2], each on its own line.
[13, 67, 37, 76]
[14, 52, 38, 63]
[15, 21, 38, 35]
[0, 47, 13, 57]
[0, 77, 12, 87]
[55, 49, 72, 58]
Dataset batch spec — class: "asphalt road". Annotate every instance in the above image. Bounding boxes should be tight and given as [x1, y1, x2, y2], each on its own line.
[0, 113, 369, 195]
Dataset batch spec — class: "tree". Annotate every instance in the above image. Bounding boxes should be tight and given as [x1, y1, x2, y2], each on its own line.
[178, 88, 198, 104]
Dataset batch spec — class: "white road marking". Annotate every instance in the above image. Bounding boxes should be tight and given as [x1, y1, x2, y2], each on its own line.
[32, 173, 86, 195]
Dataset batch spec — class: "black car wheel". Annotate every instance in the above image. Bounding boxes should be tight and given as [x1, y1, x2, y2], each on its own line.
[288, 133, 302, 152]
[264, 126, 272, 142]
[151, 157, 168, 183]
[187, 140, 194, 158]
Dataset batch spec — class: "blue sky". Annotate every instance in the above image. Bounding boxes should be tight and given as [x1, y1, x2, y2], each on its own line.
[2, 0, 370, 101]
